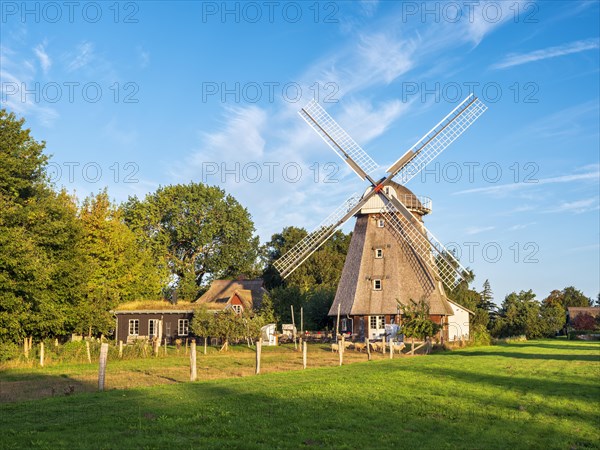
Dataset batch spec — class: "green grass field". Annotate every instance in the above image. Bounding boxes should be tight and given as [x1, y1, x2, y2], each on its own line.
[1, 340, 598, 449]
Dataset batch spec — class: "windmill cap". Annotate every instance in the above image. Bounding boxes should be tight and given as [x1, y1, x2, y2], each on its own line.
[360, 181, 432, 216]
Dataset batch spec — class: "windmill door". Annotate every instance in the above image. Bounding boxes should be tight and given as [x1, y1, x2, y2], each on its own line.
[368, 315, 385, 340]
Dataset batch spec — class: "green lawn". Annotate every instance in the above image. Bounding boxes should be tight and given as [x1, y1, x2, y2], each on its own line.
[1, 340, 598, 449]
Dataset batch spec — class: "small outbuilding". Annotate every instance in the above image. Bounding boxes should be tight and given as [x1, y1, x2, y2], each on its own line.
[446, 299, 474, 342]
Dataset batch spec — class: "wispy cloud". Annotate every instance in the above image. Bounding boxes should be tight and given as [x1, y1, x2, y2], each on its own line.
[455, 170, 599, 196]
[544, 197, 599, 214]
[465, 225, 495, 235]
[33, 42, 51, 74]
[492, 38, 600, 70]
[508, 222, 536, 231]
[465, 0, 529, 45]
[66, 41, 94, 72]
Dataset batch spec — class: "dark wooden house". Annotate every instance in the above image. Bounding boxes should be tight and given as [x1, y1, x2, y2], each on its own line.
[113, 279, 267, 343]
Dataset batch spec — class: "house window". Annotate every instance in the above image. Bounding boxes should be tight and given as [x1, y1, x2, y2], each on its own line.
[369, 315, 385, 330]
[375, 248, 383, 259]
[149, 319, 158, 337]
[128, 319, 139, 336]
[231, 304, 243, 314]
[373, 279, 382, 290]
[377, 219, 385, 228]
[178, 319, 189, 336]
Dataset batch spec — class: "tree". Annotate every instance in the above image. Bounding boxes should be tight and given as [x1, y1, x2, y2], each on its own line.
[190, 306, 215, 344]
[124, 183, 260, 300]
[398, 298, 441, 340]
[263, 226, 350, 291]
[543, 287, 591, 310]
[210, 309, 244, 351]
[0, 110, 86, 342]
[77, 190, 165, 335]
[492, 290, 544, 339]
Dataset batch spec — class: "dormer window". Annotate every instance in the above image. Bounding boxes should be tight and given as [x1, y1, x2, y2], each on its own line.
[375, 248, 383, 259]
[231, 304, 243, 314]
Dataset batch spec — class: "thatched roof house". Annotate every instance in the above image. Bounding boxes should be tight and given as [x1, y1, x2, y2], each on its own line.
[113, 279, 267, 343]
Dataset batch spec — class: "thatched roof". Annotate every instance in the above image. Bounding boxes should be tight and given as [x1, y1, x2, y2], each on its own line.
[113, 300, 198, 313]
[330, 211, 454, 317]
[195, 279, 267, 311]
[567, 307, 600, 319]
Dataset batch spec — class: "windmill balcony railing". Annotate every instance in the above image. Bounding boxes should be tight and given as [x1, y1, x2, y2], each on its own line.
[397, 194, 432, 214]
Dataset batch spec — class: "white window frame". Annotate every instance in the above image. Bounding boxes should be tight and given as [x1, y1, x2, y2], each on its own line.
[369, 315, 385, 330]
[231, 304, 243, 314]
[128, 319, 139, 336]
[377, 219, 385, 228]
[178, 319, 189, 336]
[375, 248, 383, 259]
[148, 319, 158, 337]
[373, 279, 382, 290]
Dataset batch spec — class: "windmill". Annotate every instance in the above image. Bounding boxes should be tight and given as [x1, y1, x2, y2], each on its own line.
[274, 94, 487, 340]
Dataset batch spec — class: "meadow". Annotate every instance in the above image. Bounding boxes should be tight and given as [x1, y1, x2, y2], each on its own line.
[0, 340, 598, 449]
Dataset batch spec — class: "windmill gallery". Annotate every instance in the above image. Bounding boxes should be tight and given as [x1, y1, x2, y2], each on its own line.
[274, 95, 487, 343]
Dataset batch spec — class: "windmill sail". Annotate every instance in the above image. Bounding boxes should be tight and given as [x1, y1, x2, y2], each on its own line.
[299, 100, 378, 180]
[387, 94, 487, 184]
[274, 193, 364, 278]
[379, 197, 469, 289]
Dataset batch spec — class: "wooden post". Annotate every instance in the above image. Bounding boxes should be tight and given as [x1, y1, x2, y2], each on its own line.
[98, 343, 108, 392]
[118, 340, 123, 358]
[302, 340, 307, 369]
[185, 338, 189, 356]
[153, 338, 159, 357]
[86, 340, 92, 363]
[366, 338, 372, 361]
[164, 337, 167, 356]
[255, 338, 262, 375]
[23, 337, 28, 358]
[190, 340, 197, 381]
[390, 341, 394, 359]
[54, 338, 59, 347]
[204, 337, 207, 355]
[382, 336, 386, 356]
[28, 336, 33, 356]
[39, 342, 44, 367]
[335, 304, 341, 342]
[300, 307, 304, 336]
[298, 337, 303, 353]
[291, 305, 297, 350]
[339, 336, 344, 366]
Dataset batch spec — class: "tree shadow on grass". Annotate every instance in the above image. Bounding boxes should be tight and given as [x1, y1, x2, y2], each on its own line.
[2, 369, 598, 450]
[0, 373, 97, 403]
[447, 350, 599, 362]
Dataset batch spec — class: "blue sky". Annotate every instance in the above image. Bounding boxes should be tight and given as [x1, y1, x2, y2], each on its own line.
[1, 0, 599, 304]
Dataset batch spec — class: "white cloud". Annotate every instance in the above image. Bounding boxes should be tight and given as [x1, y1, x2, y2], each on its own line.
[464, 0, 529, 45]
[465, 225, 495, 235]
[544, 197, 599, 214]
[67, 41, 94, 72]
[454, 170, 599, 196]
[492, 38, 600, 70]
[34, 42, 51, 74]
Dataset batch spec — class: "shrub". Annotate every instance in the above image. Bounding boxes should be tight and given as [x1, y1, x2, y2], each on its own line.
[572, 313, 596, 331]
[0, 341, 21, 362]
[471, 324, 492, 346]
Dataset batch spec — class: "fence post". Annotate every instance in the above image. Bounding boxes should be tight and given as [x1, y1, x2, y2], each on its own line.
[119, 340, 123, 358]
[255, 338, 262, 375]
[390, 342, 394, 359]
[23, 337, 29, 358]
[204, 337, 207, 355]
[190, 340, 197, 381]
[164, 337, 167, 356]
[86, 340, 92, 363]
[366, 338, 372, 361]
[291, 305, 297, 350]
[339, 336, 344, 366]
[98, 343, 108, 391]
[302, 340, 307, 369]
[40, 342, 44, 367]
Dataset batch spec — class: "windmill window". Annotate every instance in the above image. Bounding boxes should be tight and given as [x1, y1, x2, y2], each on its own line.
[373, 279, 382, 290]
[178, 319, 189, 336]
[128, 319, 139, 336]
[384, 187, 390, 195]
[377, 219, 385, 228]
[375, 248, 383, 259]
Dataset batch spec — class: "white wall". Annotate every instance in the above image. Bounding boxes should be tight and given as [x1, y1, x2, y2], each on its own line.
[447, 303, 470, 341]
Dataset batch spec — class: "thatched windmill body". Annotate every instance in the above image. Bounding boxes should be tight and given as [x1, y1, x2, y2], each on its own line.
[274, 95, 487, 340]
